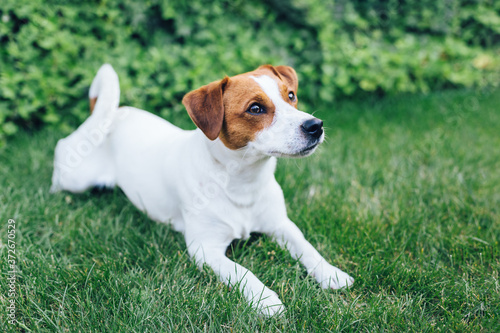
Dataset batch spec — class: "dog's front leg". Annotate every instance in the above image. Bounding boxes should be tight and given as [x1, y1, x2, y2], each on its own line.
[184, 228, 285, 316]
[269, 219, 354, 289]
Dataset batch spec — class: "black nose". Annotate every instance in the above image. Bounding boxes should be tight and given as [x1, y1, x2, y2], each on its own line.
[301, 118, 323, 139]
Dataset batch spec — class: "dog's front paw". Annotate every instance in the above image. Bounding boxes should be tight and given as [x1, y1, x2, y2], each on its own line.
[310, 262, 354, 289]
[251, 288, 286, 317]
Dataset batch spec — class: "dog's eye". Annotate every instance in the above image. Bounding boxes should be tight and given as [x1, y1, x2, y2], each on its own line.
[247, 103, 266, 115]
[288, 92, 296, 102]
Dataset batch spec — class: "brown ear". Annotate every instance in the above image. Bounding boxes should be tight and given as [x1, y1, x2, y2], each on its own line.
[274, 65, 298, 92]
[182, 77, 229, 140]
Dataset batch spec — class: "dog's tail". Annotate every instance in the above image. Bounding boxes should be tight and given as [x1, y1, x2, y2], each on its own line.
[50, 64, 120, 193]
[88, 64, 120, 116]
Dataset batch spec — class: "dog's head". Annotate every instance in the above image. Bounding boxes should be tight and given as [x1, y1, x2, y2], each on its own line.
[182, 65, 324, 157]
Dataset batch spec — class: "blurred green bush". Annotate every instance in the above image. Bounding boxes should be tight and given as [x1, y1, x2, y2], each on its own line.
[1, 0, 499, 146]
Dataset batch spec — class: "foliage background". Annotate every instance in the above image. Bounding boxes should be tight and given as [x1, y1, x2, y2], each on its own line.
[1, 1, 499, 331]
[0, 0, 499, 146]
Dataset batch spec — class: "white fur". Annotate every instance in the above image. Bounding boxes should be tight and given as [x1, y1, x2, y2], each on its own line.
[51, 65, 354, 316]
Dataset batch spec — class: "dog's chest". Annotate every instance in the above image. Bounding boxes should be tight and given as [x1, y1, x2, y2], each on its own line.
[216, 203, 256, 240]
[198, 183, 268, 240]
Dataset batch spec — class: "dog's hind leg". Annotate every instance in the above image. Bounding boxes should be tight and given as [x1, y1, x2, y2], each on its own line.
[51, 131, 115, 193]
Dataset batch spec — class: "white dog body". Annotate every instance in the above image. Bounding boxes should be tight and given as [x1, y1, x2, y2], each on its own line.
[51, 64, 353, 316]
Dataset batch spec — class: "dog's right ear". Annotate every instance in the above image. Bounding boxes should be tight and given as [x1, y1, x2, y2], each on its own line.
[182, 77, 229, 141]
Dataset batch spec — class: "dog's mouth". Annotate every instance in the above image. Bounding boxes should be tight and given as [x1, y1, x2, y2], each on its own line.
[297, 142, 320, 156]
[267, 141, 320, 158]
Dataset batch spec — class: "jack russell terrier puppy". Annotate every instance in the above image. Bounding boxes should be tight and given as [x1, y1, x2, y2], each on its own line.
[51, 64, 354, 316]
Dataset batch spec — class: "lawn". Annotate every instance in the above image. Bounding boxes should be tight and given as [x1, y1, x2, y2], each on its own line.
[1, 87, 499, 332]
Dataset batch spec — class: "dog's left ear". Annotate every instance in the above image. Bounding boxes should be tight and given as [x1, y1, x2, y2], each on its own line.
[182, 76, 229, 140]
[259, 65, 298, 92]
[274, 65, 298, 92]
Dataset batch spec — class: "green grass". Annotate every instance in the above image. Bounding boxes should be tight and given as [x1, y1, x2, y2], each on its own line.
[1, 88, 499, 332]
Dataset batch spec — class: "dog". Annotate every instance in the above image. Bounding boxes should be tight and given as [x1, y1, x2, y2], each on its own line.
[51, 64, 354, 316]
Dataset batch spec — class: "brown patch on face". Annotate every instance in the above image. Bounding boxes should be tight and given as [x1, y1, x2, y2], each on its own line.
[219, 76, 275, 150]
[274, 65, 299, 93]
[254, 65, 299, 108]
[181, 64, 300, 150]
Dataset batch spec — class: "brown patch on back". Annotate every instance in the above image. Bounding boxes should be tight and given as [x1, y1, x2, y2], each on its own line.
[89, 97, 97, 114]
